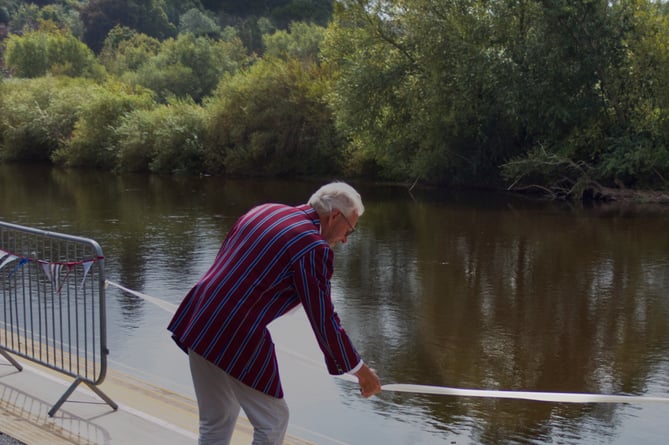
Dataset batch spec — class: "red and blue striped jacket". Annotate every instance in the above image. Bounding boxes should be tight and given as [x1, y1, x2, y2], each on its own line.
[167, 203, 362, 398]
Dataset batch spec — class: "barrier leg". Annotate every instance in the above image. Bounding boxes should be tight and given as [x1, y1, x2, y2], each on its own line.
[84, 380, 118, 411]
[0, 348, 22, 371]
[49, 377, 83, 417]
[48, 376, 118, 417]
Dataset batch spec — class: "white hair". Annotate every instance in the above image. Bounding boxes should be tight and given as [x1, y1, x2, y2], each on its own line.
[307, 181, 364, 217]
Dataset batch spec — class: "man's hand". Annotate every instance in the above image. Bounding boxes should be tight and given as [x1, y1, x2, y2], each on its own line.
[354, 364, 382, 398]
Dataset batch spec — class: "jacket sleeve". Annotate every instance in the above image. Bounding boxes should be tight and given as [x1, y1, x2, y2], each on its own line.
[293, 246, 362, 375]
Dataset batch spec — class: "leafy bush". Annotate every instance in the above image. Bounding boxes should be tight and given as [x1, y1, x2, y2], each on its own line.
[119, 32, 249, 103]
[263, 21, 325, 61]
[116, 98, 207, 174]
[52, 81, 155, 169]
[205, 56, 343, 177]
[5, 25, 105, 79]
[99, 26, 162, 76]
[179, 8, 220, 37]
[0, 77, 93, 162]
[80, 0, 176, 53]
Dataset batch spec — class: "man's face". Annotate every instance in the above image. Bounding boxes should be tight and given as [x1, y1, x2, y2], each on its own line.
[321, 209, 358, 248]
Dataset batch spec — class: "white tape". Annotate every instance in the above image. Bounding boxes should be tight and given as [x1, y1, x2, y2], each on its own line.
[106, 280, 178, 313]
[106, 279, 669, 405]
[381, 384, 669, 404]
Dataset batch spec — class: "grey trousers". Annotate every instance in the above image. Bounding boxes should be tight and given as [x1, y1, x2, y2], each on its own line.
[188, 349, 289, 445]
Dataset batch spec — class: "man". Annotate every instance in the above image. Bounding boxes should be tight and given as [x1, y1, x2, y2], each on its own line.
[167, 181, 382, 445]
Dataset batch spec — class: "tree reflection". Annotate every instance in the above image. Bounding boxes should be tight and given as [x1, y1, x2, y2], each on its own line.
[336, 188, 669, 443]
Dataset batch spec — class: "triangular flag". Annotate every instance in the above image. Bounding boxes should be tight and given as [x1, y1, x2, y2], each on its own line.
[6, 258, 28, 278]
[0, 253, 19, 271]
[41, 261, 52, 282]
[80, 260, 94, 289]
[49, 263, 63, 292]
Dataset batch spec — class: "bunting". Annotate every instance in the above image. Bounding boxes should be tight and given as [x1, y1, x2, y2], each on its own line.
[0, 250, 18, 270]
[80, 259, 94, 290]
[0, 249, 29, 278]
[0, 248, 103, 294]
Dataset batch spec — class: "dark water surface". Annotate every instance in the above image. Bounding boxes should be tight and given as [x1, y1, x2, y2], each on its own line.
[1, 164, 669, 445]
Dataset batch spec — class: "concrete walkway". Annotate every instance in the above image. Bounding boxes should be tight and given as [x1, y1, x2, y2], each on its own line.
[0, 357, 314, 445]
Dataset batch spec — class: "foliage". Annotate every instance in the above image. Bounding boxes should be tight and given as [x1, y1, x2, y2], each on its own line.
[270, 0, 333, 28]
[0, 76, 97, 162]
[98, 26, 162, 75]
[6, 2, 40, 31]
[121, 32, 249, 102]
[323, 0, 521, 185]
[1, 2, 83, 40]
[500, 0, 669, 193]
[0, 7, 9, 24]
[179, 8, 220, 37]
[2, 0, 669, 197]
[51, 81, 155, 169]
[263, 21, 325, 61]
[161, 0, 203, 26]
[115, 98, 207, 174]
[205, 56, 342, 177]
[202, 0, 332, 23]
[80, 0, 176, 53]
[4, 25, 105, 78]
[323, 0, 669, 194]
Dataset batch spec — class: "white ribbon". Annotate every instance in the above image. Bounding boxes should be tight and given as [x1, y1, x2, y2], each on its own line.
[105, 279, 669, 405]
[105, 280, 179, 314]
[380, 383, 669, 404]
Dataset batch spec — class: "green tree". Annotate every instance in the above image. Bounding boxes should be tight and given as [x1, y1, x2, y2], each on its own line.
[7, 2, 83, 36]
[263, 21, 325, 61]
[205, 56, 342, 176]
[592, 0, 669, 189]
[202, 0, 333, 25]
[324, 0, 506, 184]
[52, 81, 155, 169]
[502, 0, 669, 195]
[270, 0, 333, 28]
[179, 7, 220, 37]
[99, 26, 162, 75]
[5, 25, 104, 78]
[80, 0, 176, 53]
[116, 98, 207, 174]
[0, 6, 10, 24]
[4, 29, 49, 77]
[324, 0, 669, 193]
[7, 2, 40, 32]
[123, 32, 248, 102]
[0, 77, 103, 162]
[162, 0, 204, 25]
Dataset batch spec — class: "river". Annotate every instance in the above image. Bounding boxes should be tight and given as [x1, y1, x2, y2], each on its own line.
[1, 164, 669, 445]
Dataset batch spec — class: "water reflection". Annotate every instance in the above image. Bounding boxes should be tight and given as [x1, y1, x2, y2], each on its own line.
[334, 189, 669, 443]
[2, 164, 669, 444]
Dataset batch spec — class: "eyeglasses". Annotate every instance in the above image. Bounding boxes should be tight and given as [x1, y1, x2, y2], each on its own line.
[339, 212, 356, 236]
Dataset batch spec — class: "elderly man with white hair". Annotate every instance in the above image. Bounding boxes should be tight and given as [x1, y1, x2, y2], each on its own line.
[168, 181, 382, 445]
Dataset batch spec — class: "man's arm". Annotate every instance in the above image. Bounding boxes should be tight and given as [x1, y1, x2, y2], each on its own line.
[294, 248, 362, 373]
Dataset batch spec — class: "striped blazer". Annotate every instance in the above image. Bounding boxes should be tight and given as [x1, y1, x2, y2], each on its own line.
[167, 203, 361, 398]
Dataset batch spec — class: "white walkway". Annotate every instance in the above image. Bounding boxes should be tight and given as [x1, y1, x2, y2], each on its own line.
[0, 358, 314, 445]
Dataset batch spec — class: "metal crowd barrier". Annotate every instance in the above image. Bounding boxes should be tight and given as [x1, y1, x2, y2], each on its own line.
[0, 221, 116, 416]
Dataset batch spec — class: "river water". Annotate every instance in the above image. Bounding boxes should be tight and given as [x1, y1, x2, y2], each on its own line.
[1, 164, 669, 445]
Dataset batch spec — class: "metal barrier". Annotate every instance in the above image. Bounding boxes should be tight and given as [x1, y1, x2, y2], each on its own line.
[0, 221, 116, 416]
